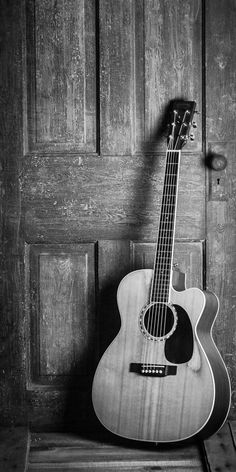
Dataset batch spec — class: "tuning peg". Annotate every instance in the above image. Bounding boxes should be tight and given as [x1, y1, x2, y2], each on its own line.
[190, 132, 195, 141]
[192, 121, 197, 128]
[194, 110, 200, 114]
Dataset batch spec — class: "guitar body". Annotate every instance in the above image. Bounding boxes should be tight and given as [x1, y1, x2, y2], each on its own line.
[92, 269, 231, 443]
[92, 101, 231, 442]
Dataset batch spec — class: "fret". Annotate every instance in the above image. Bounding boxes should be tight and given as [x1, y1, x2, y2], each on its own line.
[161, 199, 176, 202]
[164, 161, 180, 164]
[153, 268, 172, 275]
[160, 206, 175, 210]
[150, 295, 169, 302]
[158, 230, 174, 235]
[154, 264, 172, 268]
[155, 260, 173, 267]
[152, 291, 170, 297]
[152, 291, 169, 296]
[156, 231, 175, 235]
[155, 246, 174, 250]
[150, 106, 196, 303]
[164, 172, 178, 175]
[154, 253, 173, 258]
[161, 212, 176, 216]
[163, 184, 177, 190]
[153, 278, 171, 282]
[155, 247, 174, 251]
[153, 268, 171, 274]
[151, 147, 180, 302]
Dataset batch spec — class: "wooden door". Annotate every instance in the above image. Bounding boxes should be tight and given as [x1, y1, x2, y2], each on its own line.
[1, 0, 235, 431]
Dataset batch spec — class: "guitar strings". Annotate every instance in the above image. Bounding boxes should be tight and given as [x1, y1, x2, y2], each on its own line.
[154, 150, 178, 341]
[145, 110, 188, 368]
[144, 135, 175, 367]
[160, 151, 179, 341]
[145, 138, 177, 366]
[149, 150, 179, 367]
[161, 114, 187, 343]
[155, 136, 182, 348]
[152, 148, 175, 337]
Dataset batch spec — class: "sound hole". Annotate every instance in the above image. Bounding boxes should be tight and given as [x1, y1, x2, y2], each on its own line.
[141, 302, 177, 340]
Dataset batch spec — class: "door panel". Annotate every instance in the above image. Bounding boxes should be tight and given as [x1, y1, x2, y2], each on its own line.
[21, 153, 205, 242]
[99, 0, 202, 155]
[25, 0, 96, 153]
[22, 0, 205, 429]
[206, 0, 236, 397]
[1, 0, 235, 429]
[27, 243, 95, 386]
[26, 240, 204, 430]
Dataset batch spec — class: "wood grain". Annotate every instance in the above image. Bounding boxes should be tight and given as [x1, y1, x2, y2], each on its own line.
[132, 240, 204, 289]
[0, 0, 26, 425]
[27, 243, 96, 384]
[203, 421, 236, 471]
[26, 240, 205, 430]
[206, 0, 236, 142]
[206, 0, 236, 418]
[21, 152, 205, 242]
[92, 269, 231, 442]
[206, 141, 236, 416]
[144, 0, 202, 151]
[99, 0, 202, 155]
[0, 427, 29, 472]
[27, 431, 203, 471]
[25, 0, 96, 152]
[99, 0, 143, 155]
[2, 0, 236, 433]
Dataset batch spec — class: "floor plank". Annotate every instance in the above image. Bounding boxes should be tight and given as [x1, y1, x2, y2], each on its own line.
[26, 421, 236, 471]
[27, 432, 204, 471]
[0, 427, 29, 472]
[203, 421, 236, 472]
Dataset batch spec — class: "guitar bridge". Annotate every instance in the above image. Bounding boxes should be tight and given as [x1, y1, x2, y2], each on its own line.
[130, 363, 177, 377]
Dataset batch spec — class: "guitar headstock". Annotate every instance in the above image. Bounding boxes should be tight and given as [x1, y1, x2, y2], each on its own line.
[167, 100, 196, 150]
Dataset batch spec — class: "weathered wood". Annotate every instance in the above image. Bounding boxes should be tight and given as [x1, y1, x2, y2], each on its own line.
[99, 0, 202, 155]
[26, 243, 96, 384]
[144, 0, 202, 151]
[21, 152, 205, 242]
[132, 240, 204, 289]
[0, 0, 26, 425]
[0, 427, 29, 472]
[25, 0, 96, 152]
[27, 432, 203, 471]
[206, 143, 236, 414]
[203, 421, 236, 471]
[93, 270, 230, 442]
[26, 240, 205, 430]
[2, 0, 235, 434]
[206, 0, 236, 142]
[99, 0, 144, 155]
[98, 239, 204, 357]
[206, 0, 236, 418]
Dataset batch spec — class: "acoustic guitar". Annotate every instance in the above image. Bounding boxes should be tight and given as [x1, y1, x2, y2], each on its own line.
[92, 100, 231, 443]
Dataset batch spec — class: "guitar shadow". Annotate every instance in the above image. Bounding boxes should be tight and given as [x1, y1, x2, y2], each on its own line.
[97, 98, 186, 355]
[64, 98, 191, 443]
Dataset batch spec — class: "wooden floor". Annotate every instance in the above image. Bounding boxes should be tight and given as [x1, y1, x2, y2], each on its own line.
[0, 421, 235, 471]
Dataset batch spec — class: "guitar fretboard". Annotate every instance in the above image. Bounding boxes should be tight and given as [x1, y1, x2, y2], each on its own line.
[150, 150, 180, 303]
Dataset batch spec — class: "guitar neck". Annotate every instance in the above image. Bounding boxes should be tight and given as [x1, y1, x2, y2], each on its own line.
[150, 150, 181, 303]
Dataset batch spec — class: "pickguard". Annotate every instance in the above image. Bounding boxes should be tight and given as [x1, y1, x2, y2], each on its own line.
[164, 304, 194, 364]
